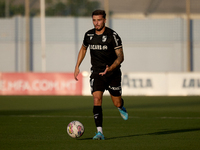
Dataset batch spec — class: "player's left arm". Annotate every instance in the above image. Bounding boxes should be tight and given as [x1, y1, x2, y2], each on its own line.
[99, 47, 124, 76]
[109, 47, 124, 71]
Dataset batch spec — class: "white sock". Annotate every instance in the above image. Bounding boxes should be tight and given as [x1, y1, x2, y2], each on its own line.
[97, 127, 103, 134]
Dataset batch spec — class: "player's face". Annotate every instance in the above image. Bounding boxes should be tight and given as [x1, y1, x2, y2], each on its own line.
[92, 15, 106, 31]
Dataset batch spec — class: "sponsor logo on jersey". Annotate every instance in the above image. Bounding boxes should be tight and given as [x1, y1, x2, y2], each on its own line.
[90, 45, 108, 50]
[102, 35, 107, 42]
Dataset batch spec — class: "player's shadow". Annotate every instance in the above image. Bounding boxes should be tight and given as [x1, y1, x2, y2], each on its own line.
[78, 128, 200, 140]
[105, 127, 200, 140]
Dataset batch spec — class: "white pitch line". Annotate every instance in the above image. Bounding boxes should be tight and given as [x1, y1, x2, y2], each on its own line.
[158, 116, 200, 120]
[0, 115, 200, 120]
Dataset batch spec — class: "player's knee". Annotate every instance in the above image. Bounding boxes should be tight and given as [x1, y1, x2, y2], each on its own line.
[93, 96, 102, 105]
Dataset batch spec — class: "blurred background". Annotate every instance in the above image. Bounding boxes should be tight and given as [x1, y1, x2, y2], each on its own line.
[0, 0, 200, 73]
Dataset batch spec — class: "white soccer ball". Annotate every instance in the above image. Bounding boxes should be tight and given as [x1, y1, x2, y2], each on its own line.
[67, 121, 84, 138]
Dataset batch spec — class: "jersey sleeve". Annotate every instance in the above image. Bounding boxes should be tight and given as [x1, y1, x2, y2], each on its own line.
[83, 32, 89, 48]
[112, 32, 122, 50]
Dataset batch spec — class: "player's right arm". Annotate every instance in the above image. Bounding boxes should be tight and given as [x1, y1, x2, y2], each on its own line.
[74, 45, 87, 81]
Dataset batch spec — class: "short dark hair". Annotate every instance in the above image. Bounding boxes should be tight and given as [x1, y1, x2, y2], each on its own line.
[92, 10, 106, 19]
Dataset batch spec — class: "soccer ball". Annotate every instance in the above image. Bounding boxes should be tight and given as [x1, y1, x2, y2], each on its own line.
[67, 121, 84, 138]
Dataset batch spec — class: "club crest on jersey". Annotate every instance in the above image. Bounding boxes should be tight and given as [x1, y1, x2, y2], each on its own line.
[102, 35, 107, 42]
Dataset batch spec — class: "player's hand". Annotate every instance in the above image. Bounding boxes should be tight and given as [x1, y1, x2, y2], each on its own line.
[99, 65, 109, 76]
[74, 68, 80, 81]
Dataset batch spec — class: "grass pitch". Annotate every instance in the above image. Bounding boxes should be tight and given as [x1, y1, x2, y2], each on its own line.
[0, 96, 200, 150]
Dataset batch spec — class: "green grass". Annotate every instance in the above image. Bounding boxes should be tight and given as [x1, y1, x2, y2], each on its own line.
[0, 96, 200, 150]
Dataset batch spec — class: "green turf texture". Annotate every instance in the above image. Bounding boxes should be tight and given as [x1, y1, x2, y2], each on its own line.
[0, 96, 200, 150]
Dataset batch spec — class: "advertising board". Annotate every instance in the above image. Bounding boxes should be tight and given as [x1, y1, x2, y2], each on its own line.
[0, 73, 82, 95]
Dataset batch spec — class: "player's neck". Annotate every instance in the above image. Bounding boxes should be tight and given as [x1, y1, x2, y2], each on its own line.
[95, 26, 106, 35]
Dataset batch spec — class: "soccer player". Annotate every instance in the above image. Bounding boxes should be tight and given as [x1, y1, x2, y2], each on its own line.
[74, 10, 128, 140]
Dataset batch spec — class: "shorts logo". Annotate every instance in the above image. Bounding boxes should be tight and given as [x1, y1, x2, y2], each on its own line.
[90, 78, 94, 92]
[108, 85, 121, 90]
[102, 35, 107, 42]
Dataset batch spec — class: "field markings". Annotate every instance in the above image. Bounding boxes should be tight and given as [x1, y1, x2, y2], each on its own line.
[0, 115, 200, 120]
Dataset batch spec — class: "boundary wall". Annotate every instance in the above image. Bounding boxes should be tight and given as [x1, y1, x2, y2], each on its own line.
[0, 72, 199, 96]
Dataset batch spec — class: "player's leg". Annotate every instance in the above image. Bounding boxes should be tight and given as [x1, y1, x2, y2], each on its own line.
[93, 91, 103, 133]
[110, 95, 122, 108]
[108, 70, 128, 120]
[110, 95, 128, 120]
[92, 91, 105, 140]
[90, 73, 105, 140]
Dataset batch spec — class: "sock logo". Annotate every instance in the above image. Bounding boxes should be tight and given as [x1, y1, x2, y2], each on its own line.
[94, 114, 99, 119]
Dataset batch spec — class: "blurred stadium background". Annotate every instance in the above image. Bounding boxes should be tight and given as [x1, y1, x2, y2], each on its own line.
[0, 0, 199, 72]
[0, 0, 200, 96]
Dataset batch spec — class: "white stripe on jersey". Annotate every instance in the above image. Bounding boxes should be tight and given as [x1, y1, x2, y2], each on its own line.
[83, 44, 88, 48]
[114, 45, 122, 50]
[113, 34, 119, 46]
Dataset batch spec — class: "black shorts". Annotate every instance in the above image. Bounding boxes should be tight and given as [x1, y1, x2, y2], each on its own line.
[90, 70, 122, 96]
